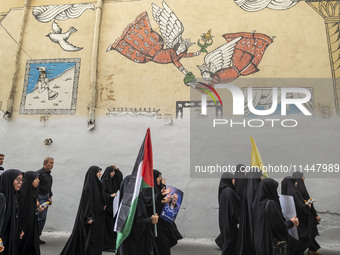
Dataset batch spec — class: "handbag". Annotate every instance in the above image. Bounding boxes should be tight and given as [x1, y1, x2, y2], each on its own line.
[265, 200, 288, 255]
[272, 240, 287, 255]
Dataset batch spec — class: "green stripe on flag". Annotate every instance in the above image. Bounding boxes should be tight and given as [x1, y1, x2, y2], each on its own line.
[140, 179, 151, 190]
[116, 197, 139, 249]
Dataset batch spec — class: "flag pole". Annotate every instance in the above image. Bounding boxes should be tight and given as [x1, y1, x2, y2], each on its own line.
[152, 187, 158, 237]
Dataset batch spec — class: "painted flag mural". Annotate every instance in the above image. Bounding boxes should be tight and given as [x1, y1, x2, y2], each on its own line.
[114, 128, 154, 249]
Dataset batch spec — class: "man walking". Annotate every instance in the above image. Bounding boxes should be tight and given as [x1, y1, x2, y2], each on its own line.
[36, 157, 54, 245]
[0, 154, 5, 174]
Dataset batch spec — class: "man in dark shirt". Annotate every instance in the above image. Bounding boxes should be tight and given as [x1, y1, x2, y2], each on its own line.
[0, 154, 4, 174]
[36, 157, 54, 245]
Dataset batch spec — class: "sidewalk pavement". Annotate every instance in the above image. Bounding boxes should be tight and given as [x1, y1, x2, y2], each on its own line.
[39, 232, 340, 255]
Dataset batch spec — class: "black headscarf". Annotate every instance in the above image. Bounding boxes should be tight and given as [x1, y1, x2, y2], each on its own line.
[281, 176, 305, 208]
[253, 178, 289, 255]
[218, 172, 240, 255]
[0, 169, 24, 255]
[218, 172, 234, 203]
[19, 171, 40, 255]
[153, 170, 163, 194]
[60, 166, 105, 255]
[101, 166, 123, 214]
[234, 164, 247, 199]
[292, 172, 310, 200]
[101, 166, 123, 194]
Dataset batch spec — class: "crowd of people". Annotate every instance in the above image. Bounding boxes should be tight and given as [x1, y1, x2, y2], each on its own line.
[0, 153, 324, 255]
[217, 164, 322, 255]
[0, 156, 56, 255]
[0, 154, 182, 255]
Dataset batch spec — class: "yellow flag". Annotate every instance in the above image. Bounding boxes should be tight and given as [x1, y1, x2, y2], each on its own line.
[250, 136, 268, 177]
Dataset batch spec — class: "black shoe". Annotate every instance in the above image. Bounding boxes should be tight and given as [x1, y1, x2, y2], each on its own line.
[39, 238, 46, 245]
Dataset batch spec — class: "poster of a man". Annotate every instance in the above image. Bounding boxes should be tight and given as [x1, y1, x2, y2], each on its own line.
[160, 186, 183, 223]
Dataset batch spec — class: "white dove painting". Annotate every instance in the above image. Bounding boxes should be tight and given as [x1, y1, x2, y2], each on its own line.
[47, 21, 83, 52]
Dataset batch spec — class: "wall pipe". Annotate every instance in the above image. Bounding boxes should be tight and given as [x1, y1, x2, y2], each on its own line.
[5, 0, 30, 119]
[88, 0, 103, 130]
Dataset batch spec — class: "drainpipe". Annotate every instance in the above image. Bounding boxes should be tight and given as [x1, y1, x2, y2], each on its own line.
[5, 0, 30, 119]
[88, 0, 103, 130]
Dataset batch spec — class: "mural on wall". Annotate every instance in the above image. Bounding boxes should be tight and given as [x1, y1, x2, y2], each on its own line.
[47, 21, 82, 52]
[233, 0, 340, 115]
[32, 4, 95, 23]
[32, 4, 95, 52]
[107, 1, 273, 92]
[107, 1, 202, 76]
[20, 58, 81, 115]
[234, 0, 298, 12]
[191, 32, 273, 89]
[107, 107, 161, 118]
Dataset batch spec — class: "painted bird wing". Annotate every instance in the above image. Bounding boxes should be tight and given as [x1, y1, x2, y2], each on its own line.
[52, 20, 62, 34]
[58, 38, 83, 52]
[152, 1, 184, 49]
[204, 37, 242, 74]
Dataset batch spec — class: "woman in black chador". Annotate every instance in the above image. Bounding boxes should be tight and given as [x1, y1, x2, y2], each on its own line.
[253, 178, 298, 255]
[0, 193, 6, 253]
[19, 171, 41, 255]
[218, 172, 240, 255]
[148, 170, 182, 255]
[0, 169, 24, 255]
[60, 166, 106, 255]
[101, 165, 123, 252]
[292, 172, 321, 255]
[237, 168, 262, 255]
[117, 175, 159, 255]
[281, 176, 313, 255]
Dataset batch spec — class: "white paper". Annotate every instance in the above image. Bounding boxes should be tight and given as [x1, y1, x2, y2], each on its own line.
[279, 194, 299, 240]
[113, 190, 120, 217]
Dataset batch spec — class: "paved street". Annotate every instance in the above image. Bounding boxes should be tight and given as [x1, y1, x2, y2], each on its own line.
[39, 232, 339, 255]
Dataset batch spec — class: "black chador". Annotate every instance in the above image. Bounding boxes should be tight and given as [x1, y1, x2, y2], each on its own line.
[101, 166, 123, 252]
[60, 166, 105, 255]
[117, 175, 159, 255]
[146, 170, 182, 255]
[281, 176, 312, 255]
[19, 171, 40, 255]
[218, 172, 240, 255]
[0, 169, 24, 255]
[237, 169, 262, 255]
[253, 178, 294, 255]
[292, 172, 321, 252]
[0, 193, 5, 232]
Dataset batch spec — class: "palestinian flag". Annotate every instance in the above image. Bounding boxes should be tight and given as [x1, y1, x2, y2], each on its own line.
[114, 128, 154, 249]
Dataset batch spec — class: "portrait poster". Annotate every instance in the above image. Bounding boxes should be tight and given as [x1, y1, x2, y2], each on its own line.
[160, 186, 184, 223]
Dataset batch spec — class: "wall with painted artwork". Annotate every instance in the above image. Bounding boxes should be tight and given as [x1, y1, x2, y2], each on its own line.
[0, 0, 339, 250]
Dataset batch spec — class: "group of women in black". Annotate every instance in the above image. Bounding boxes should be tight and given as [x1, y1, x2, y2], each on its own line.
[0, 169, 40, 255]
[60, 165, 123, 255]
[60, 167, 181, 255]
[0, 166, 123, 255]
[116, 169, 182, 255]
[217, 164, 322, 255]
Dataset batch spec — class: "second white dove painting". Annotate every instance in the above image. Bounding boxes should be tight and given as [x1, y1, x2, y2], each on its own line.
[33, 4, 95, 52]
